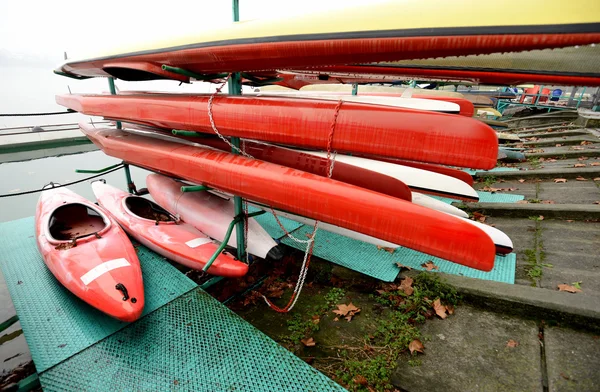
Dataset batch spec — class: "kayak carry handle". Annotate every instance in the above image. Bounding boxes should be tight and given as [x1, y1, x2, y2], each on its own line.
[202, 210, 266, 273]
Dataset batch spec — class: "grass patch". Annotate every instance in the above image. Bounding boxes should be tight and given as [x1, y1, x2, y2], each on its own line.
[481, 175, 497, 187]
[328, 273, 460, 391]
[528, 157, 541, 169]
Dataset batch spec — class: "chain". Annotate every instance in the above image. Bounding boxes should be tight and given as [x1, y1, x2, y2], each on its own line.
[262, 100, 343, 313]
[207, 75, 254, 159]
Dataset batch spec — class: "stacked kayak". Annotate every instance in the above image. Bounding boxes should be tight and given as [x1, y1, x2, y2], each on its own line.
[77, 123, 497, 271]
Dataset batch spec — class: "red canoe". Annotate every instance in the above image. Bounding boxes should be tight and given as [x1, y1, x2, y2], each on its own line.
[35, 187, 144, 322]
[79, 123, 496, 271]
[59, 94, 499, 169]
[91, 181, 248, 278]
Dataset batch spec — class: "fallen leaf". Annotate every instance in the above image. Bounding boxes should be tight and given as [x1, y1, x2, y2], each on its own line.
[395, 262, 412, 271]
[333, 303, 361, 321]
[538, 215, 544, 221]
[558, 284, 582, 293]
[578, 156, 589, 161]
[353, 375, 368, 386]
[572, 281, 582, 290]
[560, 373, 570, 380]
[399, 277, 414, 296]
[473, 212, 486, 223]
[553, 178, 567, 183]
[301, 337, 316, 347]
[446, 304, 455, 315]
[518, 179, 526, 183]
[576, 176, 588, 181]
[594, 201, 600, 205]
[591, 162, 600, 166]
[421, 261, 439, 271]
[541, 200, 555, 204]
[333, 317, 339, 322]
[311, 315, 320, 324]
[377, 245, 396, 254]
[408, 339, 424, 354]
[506, 340, 519, 348]
[516, 200, 530, 204]
[555, 144, 562, 147]
[571, 146, 585, 150]
[481, 186, 501, 192]
[594, 178, 600, 181]
[581, 140, 593, 145]
[547, 158, 558, 162]
[433, 299, 447, 319]
[566, 220, 574, 223]
[574, 163, 587, 167]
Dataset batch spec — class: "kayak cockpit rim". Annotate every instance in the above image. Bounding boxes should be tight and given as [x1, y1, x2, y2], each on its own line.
[122, 195, 178, 225]
[45, 202, 112, 245]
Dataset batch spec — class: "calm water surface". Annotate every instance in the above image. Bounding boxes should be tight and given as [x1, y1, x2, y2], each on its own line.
[0, 150, 150, 372]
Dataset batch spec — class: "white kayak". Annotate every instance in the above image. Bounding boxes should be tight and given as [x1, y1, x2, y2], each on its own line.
[252, 91, 460, 114]
[412, 192, 469, 218]
[303, 151, 480, 201]
[146, 174, 283, 260]
[249, 203, 512, 255]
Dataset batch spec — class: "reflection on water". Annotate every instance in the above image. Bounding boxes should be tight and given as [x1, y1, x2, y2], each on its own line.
[0, 149, 150, 372]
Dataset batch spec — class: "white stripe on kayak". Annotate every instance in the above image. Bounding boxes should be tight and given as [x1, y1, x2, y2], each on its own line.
[186, 237, 213, 248]
[80, 258, 131, 286]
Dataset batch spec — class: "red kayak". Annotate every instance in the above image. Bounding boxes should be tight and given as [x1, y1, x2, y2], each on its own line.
[59, 94, 499, 169]
[79, 123, 496, 271]
[91, 181, 248, 278]
[35, 187, 144, 322]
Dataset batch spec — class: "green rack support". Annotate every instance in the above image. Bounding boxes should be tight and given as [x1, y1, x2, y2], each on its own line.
[229, 0, 246, 261]
[161, 64, 227, 82]
[351, 83, 358, 95]
[75, 163, 123, 174]
[0, 315, 19, 333]
[107, 78, 121, 130]
[181, 184, 212, 193]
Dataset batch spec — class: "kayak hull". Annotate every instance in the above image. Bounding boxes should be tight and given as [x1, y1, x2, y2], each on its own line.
[59, 94, 499, 169]
[92, 182, 248, 278]
[80, 124, 496, 271]
[35, 187, 144, 322]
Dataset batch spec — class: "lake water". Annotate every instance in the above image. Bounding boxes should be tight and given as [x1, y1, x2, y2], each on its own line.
[0, 149, 150, 373]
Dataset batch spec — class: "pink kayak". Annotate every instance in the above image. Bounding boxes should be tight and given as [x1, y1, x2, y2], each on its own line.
[35, 187, 144, 322]
[92, 181, 248, 278]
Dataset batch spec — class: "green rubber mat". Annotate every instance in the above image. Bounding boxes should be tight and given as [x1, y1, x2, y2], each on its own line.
[250, 206, 304, 239]
[278, 224, 516, 283]
[463, 167, 521, 175]
[0, 216, 197, 372]
[39, 288, 345, 391]
[433, 191, 525, 204]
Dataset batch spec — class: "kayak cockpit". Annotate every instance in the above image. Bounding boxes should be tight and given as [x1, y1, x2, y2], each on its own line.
[123, 196, 177, 223]
[48, 203, 110, 242]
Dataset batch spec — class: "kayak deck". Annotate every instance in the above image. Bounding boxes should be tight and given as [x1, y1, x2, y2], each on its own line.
[0, 216, 344, 391]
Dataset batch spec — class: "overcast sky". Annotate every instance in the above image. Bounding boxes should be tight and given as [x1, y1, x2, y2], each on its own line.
[0, 0, 383, 64]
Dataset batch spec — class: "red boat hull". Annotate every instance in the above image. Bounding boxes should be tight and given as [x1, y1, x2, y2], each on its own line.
[60, 94, 499, 169]
[92, 182, 248, 278]
[79, 123, 496, 271]
[35, 187, 144, 322]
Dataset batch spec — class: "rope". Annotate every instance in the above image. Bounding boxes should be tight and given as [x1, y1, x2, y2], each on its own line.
[0, 165, 125, 198]
[262, 100, 343, 313]
[0, 111, 74, 117]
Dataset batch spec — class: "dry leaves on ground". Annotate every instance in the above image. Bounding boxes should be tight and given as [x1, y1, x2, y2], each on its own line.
[353, 375, 368, 386]
[516, 200, 529, 204]
[301, 337, 316, 347]
[518, 179, 526, 183]
[541, 200, 555, 204]
[421, 261, 439, 271]
[578, 156, 589, 161]
[538, 215, 545, 221]
[595, 178, 600, 181]
[553, 178, 567, 183]
[333, 303, 361, 322]
[576, 176, 588, 181]
[377, 245, 396, 254]
[432, 298, 447, 319]
[506, 340, 519, 348]
[581, 141, 593, 145]
[591, 162, 600, 166]
[395, 262, 412, 271]
[555, 144, 562, 147]
[473, 212, 486, 223]
[558, 284, 582, 293]
[594, 201, 600, 205]
[399, 277, 414, 296]
[574, 163, 587, 168]
[408, 339, 424, 355]
[571, 146, 585, 150]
